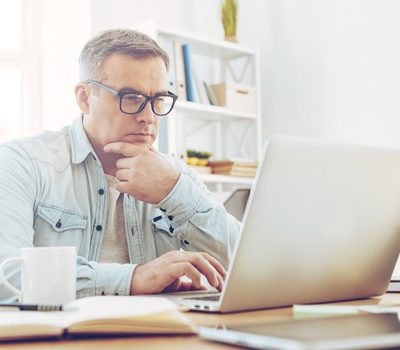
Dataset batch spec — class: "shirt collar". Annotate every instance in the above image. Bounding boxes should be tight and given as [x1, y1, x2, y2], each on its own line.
[69, 114, 97, 165]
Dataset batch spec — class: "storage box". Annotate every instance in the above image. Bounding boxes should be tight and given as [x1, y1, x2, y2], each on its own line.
[210, 82, 257, 113]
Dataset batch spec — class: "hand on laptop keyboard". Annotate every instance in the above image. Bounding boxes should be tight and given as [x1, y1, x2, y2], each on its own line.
[130, 250, 226, 295]
[180, 274, 221, 292]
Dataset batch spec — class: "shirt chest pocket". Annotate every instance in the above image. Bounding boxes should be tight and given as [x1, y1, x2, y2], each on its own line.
[33, 203, 87, 250]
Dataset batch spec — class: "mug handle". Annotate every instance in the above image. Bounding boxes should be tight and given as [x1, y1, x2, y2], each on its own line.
[0, 257, 23, 301]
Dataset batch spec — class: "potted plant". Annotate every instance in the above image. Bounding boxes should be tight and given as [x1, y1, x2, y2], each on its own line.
[186, 150, 212, 166]
[221, 0, 238, 42]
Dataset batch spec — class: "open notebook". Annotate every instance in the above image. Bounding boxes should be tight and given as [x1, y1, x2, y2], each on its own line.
[0, 296, 196, 341]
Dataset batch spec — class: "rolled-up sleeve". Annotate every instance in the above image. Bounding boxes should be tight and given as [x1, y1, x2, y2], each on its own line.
[76, 257, 136, 298]
[155, 163, 241, 268]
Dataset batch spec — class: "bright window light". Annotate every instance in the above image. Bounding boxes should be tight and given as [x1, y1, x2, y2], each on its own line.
[0, 0, 22, 51]
[0, 68, 22, 142]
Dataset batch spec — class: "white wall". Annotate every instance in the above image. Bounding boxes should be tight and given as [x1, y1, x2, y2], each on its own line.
[91, 0, 222, 39]
[40, 0, 92, 130]
[239, 0, 400, 147]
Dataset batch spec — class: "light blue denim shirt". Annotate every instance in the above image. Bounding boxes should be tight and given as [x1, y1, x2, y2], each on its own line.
[0, 116, 240, 301]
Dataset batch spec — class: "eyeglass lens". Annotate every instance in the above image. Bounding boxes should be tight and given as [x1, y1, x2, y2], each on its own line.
[121, 93, 174, 115]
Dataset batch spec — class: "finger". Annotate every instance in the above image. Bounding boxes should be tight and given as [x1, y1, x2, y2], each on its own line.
[215, 273, 224, 292]
[161, 251, 223, 289]
[177, 281, 207, 292]
[115, 181, 131, 194]
[116, 157, 134, 169]
[163, 280, 207, 293]
[179, 253, 221, 289]
[104, 142, 145, 157]
[172, 262, 203, 289]
[162, 279, 180, 293]
[201, 253, 227, 279]
[115, 169, 131, 182]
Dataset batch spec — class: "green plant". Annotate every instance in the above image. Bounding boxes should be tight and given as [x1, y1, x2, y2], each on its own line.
[221, 0, 237, 38]
[186, 150, 212, 159]
[198, 151, 212, 159]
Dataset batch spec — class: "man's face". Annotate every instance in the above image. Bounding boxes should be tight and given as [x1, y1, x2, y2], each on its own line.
[82, 54, 168, 150]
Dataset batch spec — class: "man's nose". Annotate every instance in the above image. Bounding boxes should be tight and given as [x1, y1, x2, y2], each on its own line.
[136, 101, 155, 124]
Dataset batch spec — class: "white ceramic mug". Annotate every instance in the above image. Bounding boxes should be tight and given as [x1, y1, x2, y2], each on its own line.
[0, 247, 76, 304]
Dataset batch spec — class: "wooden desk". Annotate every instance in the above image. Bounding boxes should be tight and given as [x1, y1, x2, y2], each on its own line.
[2, 294, 400, 350]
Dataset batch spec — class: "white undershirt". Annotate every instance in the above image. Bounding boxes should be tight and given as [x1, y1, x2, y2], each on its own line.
[99, 175, 130, 264]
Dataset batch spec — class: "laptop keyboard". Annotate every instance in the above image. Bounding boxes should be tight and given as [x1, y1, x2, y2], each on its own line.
[184, 294, 221, 302]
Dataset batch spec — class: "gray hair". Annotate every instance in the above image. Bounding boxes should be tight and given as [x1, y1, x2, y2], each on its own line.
[78, 28, 169, 81]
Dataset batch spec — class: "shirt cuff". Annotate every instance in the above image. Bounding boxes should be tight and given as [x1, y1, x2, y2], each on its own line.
[94, 263, 136, 296]
[155, 173, 213, 226]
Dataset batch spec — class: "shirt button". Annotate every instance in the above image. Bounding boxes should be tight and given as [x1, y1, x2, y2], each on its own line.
[98, 188, 105, 195]
[96, 225, 102, 231]
[56, 220, 62, 228]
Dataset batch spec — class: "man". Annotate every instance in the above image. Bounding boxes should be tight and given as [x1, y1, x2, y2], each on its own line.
[0, 29, 240, 301]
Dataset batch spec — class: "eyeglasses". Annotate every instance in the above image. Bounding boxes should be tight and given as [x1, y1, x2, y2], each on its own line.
[86, 79, 178, 116]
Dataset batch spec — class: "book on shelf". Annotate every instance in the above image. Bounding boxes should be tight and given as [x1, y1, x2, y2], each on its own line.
[182, 43, 199, 102]
[192, 64, 210, 105]
[173, 41, 187, 101]
[203, 81, 219, 105]
[208, 159, 258, 177]
[208, 158, 258, 168]
[0, 296, 196, 342]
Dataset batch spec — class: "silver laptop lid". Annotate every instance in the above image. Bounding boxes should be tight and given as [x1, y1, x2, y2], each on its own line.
[218, 135, 400, 312]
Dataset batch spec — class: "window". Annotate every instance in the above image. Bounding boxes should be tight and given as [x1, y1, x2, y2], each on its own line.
[0, 0, 40, 143]
[0, 68, 22, 141]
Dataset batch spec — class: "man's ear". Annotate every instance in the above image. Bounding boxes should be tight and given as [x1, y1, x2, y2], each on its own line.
[75, 83, 90, 114]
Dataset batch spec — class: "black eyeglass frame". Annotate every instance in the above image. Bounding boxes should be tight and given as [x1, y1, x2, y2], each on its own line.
[86, 79, 178, 116]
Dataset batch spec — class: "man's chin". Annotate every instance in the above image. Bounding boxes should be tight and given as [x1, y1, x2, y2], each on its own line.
[122, 135, 154, 148]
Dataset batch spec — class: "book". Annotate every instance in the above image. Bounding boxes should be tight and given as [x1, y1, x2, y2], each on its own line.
[192, 63, 210, 105]
[182, 43, 198, 102]
[208, 159, 258, 168]
[0, 296, 196, 341]
[208, 159, 258, 177]
[229, 170, 257, 178]
[173, 41, 187, 101]
[203, 81, 219, 105]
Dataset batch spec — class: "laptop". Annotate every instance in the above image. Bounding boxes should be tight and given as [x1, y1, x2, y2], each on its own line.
[388, 257, 400, 292]
[168, 135, 400, 313]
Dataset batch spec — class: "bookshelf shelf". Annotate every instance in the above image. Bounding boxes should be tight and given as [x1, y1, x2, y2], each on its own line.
[174, 101, 257, 121]
[158, 27, 255, 60]
[198, 173, 254, 185]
